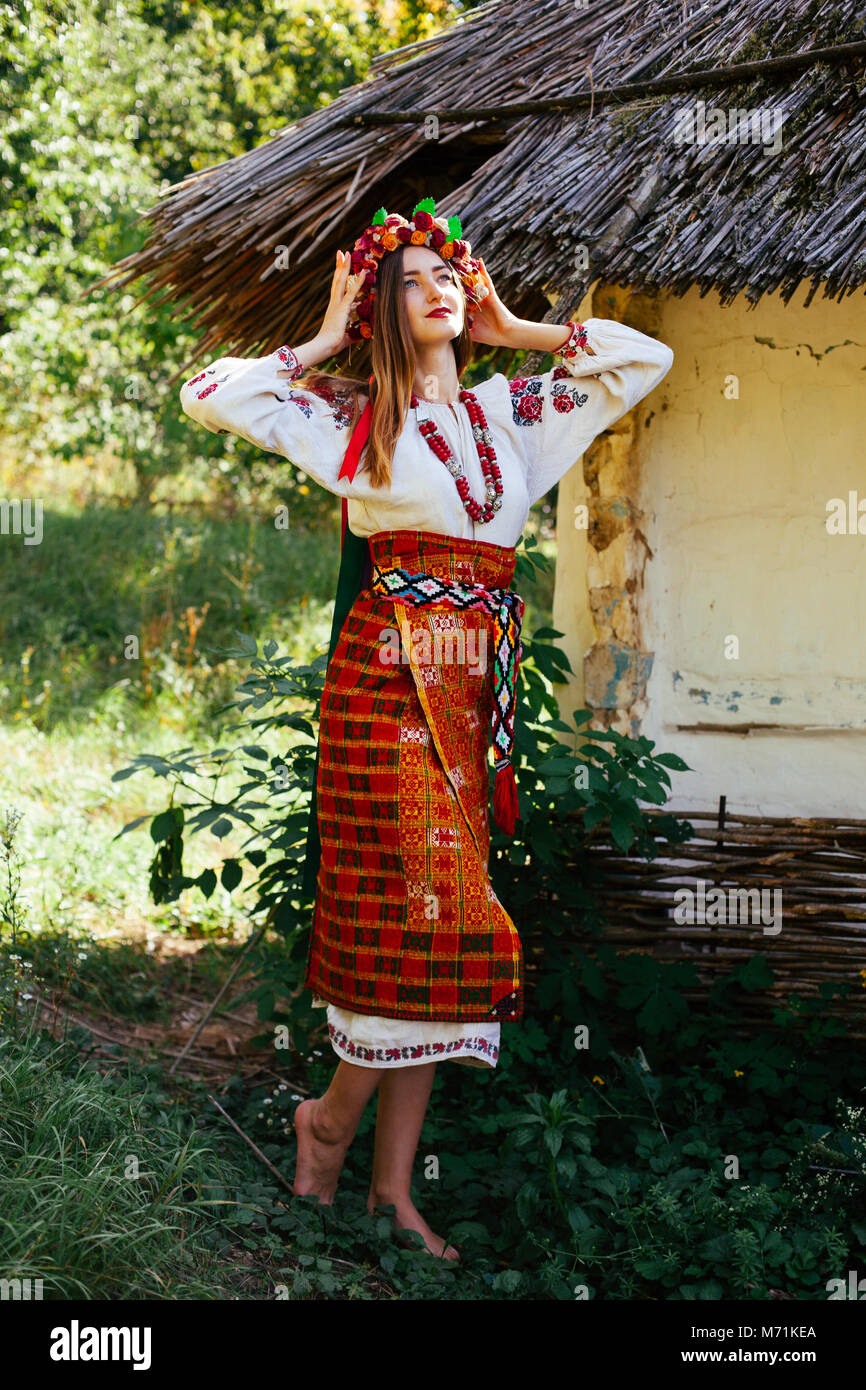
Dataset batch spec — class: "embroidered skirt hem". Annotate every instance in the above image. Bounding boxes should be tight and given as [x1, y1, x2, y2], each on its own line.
[312, 997, 499, 1069]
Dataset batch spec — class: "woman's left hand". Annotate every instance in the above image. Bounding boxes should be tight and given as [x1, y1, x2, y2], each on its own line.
[467, 259, 520, 347]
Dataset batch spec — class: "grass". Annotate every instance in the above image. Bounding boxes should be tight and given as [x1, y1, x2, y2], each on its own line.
[0, 1016, 248, 1299]
[0, 499, 342, 732]
[2, 924, 243, 1021]
[0, 452, 557, 736]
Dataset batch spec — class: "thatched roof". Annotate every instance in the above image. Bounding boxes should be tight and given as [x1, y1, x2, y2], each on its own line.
[94, 0, 866, 374]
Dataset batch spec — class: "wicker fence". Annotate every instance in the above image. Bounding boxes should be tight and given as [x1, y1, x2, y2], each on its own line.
[570, 799, 866, 1039]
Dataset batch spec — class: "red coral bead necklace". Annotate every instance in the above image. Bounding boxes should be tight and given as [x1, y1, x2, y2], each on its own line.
[410, 389, 503, 524]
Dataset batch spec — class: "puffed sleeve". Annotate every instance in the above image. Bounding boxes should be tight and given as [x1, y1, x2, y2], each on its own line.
[502, 318, 674, 506]
[179, 345, 363, 499]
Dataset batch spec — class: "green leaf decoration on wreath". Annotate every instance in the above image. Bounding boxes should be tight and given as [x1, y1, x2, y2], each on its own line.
[447, 214, 462, 239]
[372, 206, 387, 225]
[413, 196, 436, 216]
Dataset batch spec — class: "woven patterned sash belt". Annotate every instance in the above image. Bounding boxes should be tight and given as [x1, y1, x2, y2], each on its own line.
[370, 561, 525, 835]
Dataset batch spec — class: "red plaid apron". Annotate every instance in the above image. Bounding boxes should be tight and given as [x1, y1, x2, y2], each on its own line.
[303, 528, 524, 1023]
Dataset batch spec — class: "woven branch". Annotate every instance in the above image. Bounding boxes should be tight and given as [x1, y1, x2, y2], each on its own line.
[522, 805, 866, 1039]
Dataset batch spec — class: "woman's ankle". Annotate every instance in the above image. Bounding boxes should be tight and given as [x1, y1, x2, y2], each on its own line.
[309, 1095, 355, 1147]
[368, 1184, 412, 1211]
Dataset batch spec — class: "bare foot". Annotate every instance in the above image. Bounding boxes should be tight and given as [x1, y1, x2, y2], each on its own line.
[367, 1191, 460, 1261]
[292, 1098, 352, 1203]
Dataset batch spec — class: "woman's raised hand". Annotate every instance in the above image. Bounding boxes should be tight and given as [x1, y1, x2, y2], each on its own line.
[317, 250, 365, 355]
[467, 258, 520, 348]
[466, 258, 596, 357]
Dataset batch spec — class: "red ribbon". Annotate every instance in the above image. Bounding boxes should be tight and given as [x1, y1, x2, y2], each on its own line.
[338, 376, 374, 547]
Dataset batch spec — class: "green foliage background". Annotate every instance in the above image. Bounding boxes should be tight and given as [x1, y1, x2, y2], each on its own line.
[0, 0, 485, 494]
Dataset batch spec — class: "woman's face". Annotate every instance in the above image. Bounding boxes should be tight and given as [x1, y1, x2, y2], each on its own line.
[401, 245, 465, 346]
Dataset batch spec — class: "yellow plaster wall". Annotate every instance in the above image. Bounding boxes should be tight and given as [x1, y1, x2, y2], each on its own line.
[552, 280, 866, 816]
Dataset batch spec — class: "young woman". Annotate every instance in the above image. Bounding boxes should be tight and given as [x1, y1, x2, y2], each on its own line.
[180, 201, 674, 1261]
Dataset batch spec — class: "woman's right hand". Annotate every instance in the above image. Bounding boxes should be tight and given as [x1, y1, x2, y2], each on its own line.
[318, 250, 365, 355]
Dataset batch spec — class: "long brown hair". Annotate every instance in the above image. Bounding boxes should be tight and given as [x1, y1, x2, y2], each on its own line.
[297, 244, 474, 488]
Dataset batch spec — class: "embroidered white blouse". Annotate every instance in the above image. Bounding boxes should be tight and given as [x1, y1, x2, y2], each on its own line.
[178, 317, 674, 547]
[179, 317, 673, 1070]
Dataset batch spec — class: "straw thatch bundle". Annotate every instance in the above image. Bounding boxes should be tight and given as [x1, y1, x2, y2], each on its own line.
[92, 0, 866, 376]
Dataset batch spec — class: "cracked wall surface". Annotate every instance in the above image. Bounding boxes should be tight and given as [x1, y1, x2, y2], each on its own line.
[551, 279, 866, 816]
[553, 281, 667, 741]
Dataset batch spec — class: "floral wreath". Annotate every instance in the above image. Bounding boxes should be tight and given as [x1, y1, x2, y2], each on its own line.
[346, 197, 489, 343]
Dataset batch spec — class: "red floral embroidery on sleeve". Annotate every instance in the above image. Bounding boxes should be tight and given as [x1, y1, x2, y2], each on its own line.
[187, 366, 233, 400]
[306, 379, 356, 431]
[509, 370, 589, 426]
[275, 345, 304, 380]
[517, 394, 542, 422]
[555, 321, 590, 359]
[273, 349, 357, 430]
[508, 375, 544, 427]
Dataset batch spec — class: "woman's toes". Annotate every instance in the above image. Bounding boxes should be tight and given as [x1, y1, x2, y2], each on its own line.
[374, 1198, 461, 1261]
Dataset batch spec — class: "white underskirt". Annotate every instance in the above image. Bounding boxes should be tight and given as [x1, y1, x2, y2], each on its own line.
[311, 996, 500, 1069]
